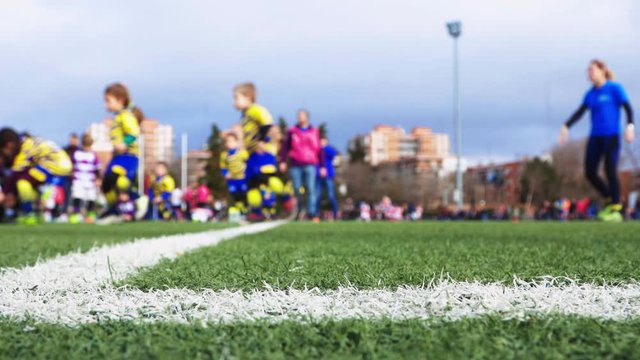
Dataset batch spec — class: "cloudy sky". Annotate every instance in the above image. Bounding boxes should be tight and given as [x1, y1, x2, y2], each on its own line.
[0, 0, 638, 163]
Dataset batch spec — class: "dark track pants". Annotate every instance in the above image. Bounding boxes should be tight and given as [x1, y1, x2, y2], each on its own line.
[585, 135, 620, 204]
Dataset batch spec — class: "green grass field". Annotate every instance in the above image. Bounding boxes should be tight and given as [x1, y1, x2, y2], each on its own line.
[2, 317, 639, 359]
[124, 222, 640, 290]
[1, 221, 639, 359]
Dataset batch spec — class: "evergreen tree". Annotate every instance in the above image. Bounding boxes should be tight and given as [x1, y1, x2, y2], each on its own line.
[520, 157, 561, 205]
[318, 122, 328, 139]
[203, 124, 227, 198]
[278, 116, 289, 138]
[348, 135, 367, 163]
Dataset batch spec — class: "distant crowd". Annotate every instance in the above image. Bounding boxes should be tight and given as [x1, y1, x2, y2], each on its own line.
[334, 195, 640, 222]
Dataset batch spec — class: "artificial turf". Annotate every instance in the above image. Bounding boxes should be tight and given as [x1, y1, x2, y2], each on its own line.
[123, 222, 640, 291]
[0, 222, 233, 269]
[2, 221, 640, 359]
[0, 316, 638, 359]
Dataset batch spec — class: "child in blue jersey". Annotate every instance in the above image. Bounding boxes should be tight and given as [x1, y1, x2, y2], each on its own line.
[560, 59, 634, 222]
[316, 136, 340, 219]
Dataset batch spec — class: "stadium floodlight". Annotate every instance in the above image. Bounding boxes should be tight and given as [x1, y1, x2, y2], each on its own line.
[447, 21, 462, 38]
[446, 20, 463, 210]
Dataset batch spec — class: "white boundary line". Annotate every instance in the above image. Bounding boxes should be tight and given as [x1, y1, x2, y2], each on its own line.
[0, 221, 284, 292]
[1, 221, 639, 325]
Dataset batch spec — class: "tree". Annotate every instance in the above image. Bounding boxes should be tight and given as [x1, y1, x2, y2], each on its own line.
[520, 157, 560, 205]
[348, 135, 366, 163]
[318, 122, 328, 139]
[278, 117, 288, 140]
[551, 139, 598, 199]
[203, 124, 227, 198]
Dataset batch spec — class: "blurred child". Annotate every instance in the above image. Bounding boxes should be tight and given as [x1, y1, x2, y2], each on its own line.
[377, 196, 403, 221]
[115, 190, 136, 222]
[195, 180, 211, 208]
[171, 187, 184, 221]
[70, 133, 101, 224]
[359, 201, 371, 222]
[150, 161, 175, 221]
[41, 183, 65, 223]
[101, 83, 148, 220]
[316, 136, 339, 220]
[0, 128, 72, 224]
[220, 132, 249, 222]
[190, 181, 212, 222]
[233, 82, 283, 220]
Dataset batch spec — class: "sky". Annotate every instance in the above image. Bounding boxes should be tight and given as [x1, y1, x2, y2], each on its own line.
[0, 0, 638, 164]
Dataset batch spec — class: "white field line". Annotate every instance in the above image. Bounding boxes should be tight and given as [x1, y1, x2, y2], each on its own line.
[0, 221, 284, 292]
[2, 280, 640, 325]
[0, 221, 639, 325]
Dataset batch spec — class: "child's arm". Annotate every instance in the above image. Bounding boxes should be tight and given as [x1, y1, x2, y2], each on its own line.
[220, 151, 230, 179]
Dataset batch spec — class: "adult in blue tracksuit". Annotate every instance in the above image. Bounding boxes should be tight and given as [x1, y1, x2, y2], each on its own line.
[317, 136, 340, 219]
[560, 59, 634, 219]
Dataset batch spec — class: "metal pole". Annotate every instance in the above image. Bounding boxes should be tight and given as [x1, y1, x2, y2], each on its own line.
[138, 135, 145, 196]
[181, 133, 188, 189]
[447, 21, 463, 210]
[453, 35, 463, 210]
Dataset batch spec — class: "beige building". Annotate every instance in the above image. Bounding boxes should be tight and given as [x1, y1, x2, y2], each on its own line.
[87, 118, 175, 174]
[186, 149, 210, 186]
[360, 125, 452, 171]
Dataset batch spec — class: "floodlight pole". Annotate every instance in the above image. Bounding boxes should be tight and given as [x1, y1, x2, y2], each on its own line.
[138, 134, 145, 196]
[447, 21, 463, 210]
[181, 133, 188, 189]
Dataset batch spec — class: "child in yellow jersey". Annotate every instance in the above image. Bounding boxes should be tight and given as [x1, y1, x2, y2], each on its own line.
[150, 161, 176, 221]
[220, 132, 249, 220]
[233, 82, 283, 219]
[0, 128, 72, 224]
[101, 83, 148, 219]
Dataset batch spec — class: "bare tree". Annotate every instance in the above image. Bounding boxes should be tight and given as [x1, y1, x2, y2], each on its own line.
[551, 138, 599, 199]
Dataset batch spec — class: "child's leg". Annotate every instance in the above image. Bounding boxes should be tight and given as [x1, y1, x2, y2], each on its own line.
[325, 178, 339, 219]
[16, 179, 38, 216]
[102, 155, 139, 207]
[4, 168, 47, 223]
[228, 180, 248, 214]
[316, 177, 324, 210]
[72, 198, 83, 214]
[246, 177, 264, 215]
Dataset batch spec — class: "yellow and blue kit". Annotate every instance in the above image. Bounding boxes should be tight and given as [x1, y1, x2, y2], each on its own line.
[4, 136, 72, 217]
[103, 109, 141, 205]
[240, 103, 283, 216]
[11, 136, 72, 178]
[241, 104, 277, 156]
[151, 174, 176, 220]
[110, 108, 140, 156]
[245, 151, 285, 214]
[245, 152, 277, 181]
[220, 148, 249, 194]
